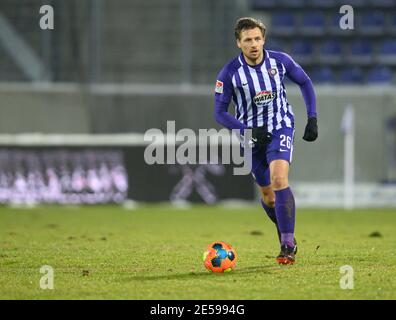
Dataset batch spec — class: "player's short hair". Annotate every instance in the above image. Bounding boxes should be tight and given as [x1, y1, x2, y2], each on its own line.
[234, 17, 266, 40]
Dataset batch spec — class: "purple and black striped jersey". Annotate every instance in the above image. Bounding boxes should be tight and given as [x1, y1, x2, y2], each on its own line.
[214, 49, 317, 132]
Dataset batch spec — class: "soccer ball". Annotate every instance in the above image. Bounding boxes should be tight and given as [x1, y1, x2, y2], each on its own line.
[203, 241, 237, 273]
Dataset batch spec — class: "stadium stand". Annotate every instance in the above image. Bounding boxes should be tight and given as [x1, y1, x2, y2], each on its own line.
[318, 40, 342, 64]
[340, 67, 364, 84]
[360, 11, 385, 35]
[309, 66, 335, 83]
[367, 66, 394, 83]
[370, 0, 395, 8]
[266, 39, 285, 52]
[0, 0, 395, 84]
[251, 1, 396, 84]
[309, 0, 335, 9]
[291, 40, 313, 64]
[348, 40, 373, 65]
[379, 39, 396, 64]
[391, 15, 396, 35]
[270, 12, 297, 35]
[301, 11, 326, 35]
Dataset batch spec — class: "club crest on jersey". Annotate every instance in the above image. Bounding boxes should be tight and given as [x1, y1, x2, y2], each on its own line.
[268, 68, 277, 77]
[215, 80, 224, 94]
[253, 90, 277, 106]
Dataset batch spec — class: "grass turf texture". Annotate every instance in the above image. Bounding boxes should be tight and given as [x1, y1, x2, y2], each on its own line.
[0, 205, 395, 300]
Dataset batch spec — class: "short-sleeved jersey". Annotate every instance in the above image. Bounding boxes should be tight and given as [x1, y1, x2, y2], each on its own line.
[215, 49, 299, 132]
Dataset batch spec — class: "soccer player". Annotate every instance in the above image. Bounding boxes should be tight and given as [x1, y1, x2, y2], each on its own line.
[214, 17, 318, 265]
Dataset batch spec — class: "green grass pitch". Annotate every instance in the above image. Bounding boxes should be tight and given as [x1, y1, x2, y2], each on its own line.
[0, 205, 395, 300]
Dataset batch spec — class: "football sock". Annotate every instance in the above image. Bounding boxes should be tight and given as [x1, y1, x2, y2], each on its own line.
[274, 187, 296, 247]
[260, 199, 277, 224]
[260, 199, 281, 243]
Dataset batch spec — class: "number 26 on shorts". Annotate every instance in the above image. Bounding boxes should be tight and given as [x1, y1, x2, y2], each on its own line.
[280, 134, 291, 150]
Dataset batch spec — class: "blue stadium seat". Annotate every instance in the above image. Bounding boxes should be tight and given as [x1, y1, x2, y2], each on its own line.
[320, 40, 342, 54]
[249, 0, 277, 9]
[337, 0, 368, 6]
[265, 39, 285, 52]
[319, 40, 342, 64]
[279, 0, 306, 8]
[360, 12, 385, 35]
[348, 40, 373, 64]
[301, 11, 326, 35]
[367, 66, 393, 84]
[309, 0, 336, 8]
[390, 15, 396, 35]
[368, 0, 395, 8]
[340, 67, 364, 84]
[310, 67, 335, 83]
[380, 40, 396, 54]
[271, 12, 297, 35]
[378, 40, 396, 64]
[291, 41, 313, 64]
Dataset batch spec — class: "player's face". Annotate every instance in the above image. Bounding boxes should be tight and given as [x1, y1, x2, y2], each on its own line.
[237, 27, 265, 64]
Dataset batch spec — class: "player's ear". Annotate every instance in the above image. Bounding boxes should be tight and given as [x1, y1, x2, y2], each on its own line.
[236, 39, 241, 49]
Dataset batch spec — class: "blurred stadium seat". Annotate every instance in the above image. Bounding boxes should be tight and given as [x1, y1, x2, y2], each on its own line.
[310, 67, 335, 83]
[301, 11, 326, 35]
[279, 0, 306, 8]
[266, 39, 285, 52]
[271, 12, 297, 35]
[319, 40, 342, 64]
[360, 11, 385, 35]
[340, 67, 364, 84]
[391, 15, 396, 35]
[337, 0, 368, 7]
[249, 0, 277, 9]
[369, 0, 395, 7]
[309, 0, 335, 8]
[348, 40, 373, 64]
[367, 66, 394, 83]
[291, 40, 314, 64]
[378, 39, 396, 64]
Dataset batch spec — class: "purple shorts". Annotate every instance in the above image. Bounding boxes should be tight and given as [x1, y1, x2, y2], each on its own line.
[250, 127, 295, 187]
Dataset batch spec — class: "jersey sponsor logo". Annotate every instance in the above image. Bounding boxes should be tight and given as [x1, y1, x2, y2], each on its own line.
[253, 90, 277, 106]
[215, 80, 224, 93]
[268, 68, 278, 77]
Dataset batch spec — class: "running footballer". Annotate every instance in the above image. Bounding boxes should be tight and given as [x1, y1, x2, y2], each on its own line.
[214, 17, 318, 265]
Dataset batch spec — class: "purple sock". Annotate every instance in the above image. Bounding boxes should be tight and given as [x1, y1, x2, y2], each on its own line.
[274, 187, 296, 247]
[260, 199, 281, 243]
[260, 199, 277, 224]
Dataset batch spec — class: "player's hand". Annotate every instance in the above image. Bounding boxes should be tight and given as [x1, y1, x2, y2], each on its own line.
[251, 127, 272, 147]
[303, 117, 318, 142]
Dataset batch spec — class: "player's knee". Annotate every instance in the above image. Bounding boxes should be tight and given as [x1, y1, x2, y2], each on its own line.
[265, 198, 275, 208]
[271, 175, 288, 190]
[260, 192, 275, 208]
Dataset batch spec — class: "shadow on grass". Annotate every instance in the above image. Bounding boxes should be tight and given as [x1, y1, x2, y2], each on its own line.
[123, 264, 277, 282]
